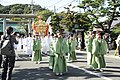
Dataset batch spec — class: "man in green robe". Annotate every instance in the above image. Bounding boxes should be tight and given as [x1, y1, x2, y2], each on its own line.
[32, 34, 42, 64]
[85, 32, 94, 66]
[91, 32, 107, 71]
[53, 32, 69, 75]
[49, 34, 56, 70]
[68, 34, 77, 61]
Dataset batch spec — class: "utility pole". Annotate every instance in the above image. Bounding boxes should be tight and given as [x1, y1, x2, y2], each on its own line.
[27, 0, 34, 34]
[54, 6, 56, 14]
[31, 0, 34, 22]
[78, 0, 80, 13]
[31, 0, 34, 14]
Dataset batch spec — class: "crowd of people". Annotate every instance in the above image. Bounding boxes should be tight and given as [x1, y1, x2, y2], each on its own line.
[0, 26, 120, 80]
[85, 31, 107, 72]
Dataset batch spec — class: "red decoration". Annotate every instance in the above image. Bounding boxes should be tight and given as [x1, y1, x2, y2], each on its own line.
[32, 16, 49, 36]
[45, 24, 49, 36]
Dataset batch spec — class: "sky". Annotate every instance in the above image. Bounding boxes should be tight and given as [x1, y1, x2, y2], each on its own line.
[0, 0, 80, 12]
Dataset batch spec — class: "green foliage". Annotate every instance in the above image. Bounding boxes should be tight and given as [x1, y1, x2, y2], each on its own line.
[37, 10, 53, 21]
[60, 11, 75, 31]
[112, 28, 120, 34]
[0, 4, 46, 14]
[111, 25, 120, 35]
[51, 5, 93, 33]
[0, 4, 53, 23]
[77, 0, 120, 32]
[1, 6, 10, 14]
[9, 4, 24, 14]
[59, 7, 92, 32]
[73, 13, 91, 31]
[51, 14, 62, 33]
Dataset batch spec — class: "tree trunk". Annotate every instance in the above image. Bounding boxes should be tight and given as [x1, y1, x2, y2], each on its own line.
[108, 0, 116, 32]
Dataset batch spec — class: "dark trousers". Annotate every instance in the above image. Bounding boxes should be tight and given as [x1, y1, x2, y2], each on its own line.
[1, 56, 15, 80]
[0, 55, 2, 67]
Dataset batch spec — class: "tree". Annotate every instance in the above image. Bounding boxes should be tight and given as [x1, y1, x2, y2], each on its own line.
[51, 14, 62, 33]
[0, 4, 46, 14]
[9, 4, 24, 14]
[37, 10, 53, 21]
[1, 6, 10, 14]
[0, 4, 4, 13]
[59, 12, 74, 31]
[59, 4, 92, 32]
[74, 13, 93, 31]
[77, 0, 120, 32]
[111, 23, 120, 35]
[23, 5, 31, 14]
[61, 5, 76, 32]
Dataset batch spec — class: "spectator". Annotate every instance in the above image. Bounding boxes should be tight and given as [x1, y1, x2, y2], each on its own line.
[1, 27, 18, 80]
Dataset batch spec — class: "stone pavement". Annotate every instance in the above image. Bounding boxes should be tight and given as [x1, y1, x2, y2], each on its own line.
[0, 50, 120, 80]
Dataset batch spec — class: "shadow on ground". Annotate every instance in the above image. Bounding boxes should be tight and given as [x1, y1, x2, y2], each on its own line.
[106, 66, 120, 69]
[12, 66, 98, 80]
[76, 52, 86, 56]
[85, 66, 120, 79]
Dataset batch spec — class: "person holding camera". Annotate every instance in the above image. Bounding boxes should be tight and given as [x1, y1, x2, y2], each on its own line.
[1, 27, 18, 80]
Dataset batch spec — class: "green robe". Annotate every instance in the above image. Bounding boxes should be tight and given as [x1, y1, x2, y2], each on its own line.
[85, 37, 93, 65]
[91, 38, 107, 69]
[53, 38, 69, 73]
[68, 38, 77, 61]
[49, 38, 56, 69]
[32, 39, 42, 62]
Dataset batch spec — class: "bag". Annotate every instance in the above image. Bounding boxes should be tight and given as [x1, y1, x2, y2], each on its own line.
[0, 36, 12, 55]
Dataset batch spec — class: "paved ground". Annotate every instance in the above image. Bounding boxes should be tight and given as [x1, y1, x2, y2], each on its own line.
[0, 50, 120, 80]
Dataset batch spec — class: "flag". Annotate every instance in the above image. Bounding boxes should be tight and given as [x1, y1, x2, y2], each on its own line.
[46, 16, 51, 24]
